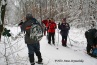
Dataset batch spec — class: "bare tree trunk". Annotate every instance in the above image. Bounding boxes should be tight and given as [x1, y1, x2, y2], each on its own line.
[0, 0, 7, 40]
[50, 0, 51, 18]
[1, 0, 7, 24]
[39, 0, 42, 23]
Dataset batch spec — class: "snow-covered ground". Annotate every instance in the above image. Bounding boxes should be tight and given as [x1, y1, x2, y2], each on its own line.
[0, 26, 97, 65]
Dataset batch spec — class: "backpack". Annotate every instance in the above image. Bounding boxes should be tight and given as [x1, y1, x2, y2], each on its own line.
[30, 20, 43, 42]
[92, 48, 97, 57]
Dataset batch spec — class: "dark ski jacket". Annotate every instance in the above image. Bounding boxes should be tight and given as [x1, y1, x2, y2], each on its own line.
[58, 23, 70, 36]
[85, 28, 97, 46]
[21, 14, 40, 44]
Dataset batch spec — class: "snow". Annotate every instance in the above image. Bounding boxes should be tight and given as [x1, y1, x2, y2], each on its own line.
[0, 26, 97, 65]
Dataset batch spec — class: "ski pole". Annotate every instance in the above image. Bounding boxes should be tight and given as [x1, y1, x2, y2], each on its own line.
[56, 27, 59, 50]
[68, 35, 73, 47]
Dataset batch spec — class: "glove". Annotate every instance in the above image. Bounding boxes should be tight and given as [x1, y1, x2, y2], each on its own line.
[2, 28, 11, 37]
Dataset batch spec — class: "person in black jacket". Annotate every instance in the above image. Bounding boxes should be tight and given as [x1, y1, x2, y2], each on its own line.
[21, 13, 43, 65]
[58, 18, 70, 47]
[85, 28, 97, 55]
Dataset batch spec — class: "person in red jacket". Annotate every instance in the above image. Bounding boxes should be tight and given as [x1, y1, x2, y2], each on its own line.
[47, 18, 57, 45]
[42, 18, 49, 35]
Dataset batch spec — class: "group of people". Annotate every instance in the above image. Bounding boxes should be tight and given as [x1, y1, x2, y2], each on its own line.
[18, 15, 70, 65]
[0, 12, 97, 65]
[42, 17, 97, 57]
[0, 13, 96, 65]
[42, 18, 57, 45]
[42, 18, 70, 46]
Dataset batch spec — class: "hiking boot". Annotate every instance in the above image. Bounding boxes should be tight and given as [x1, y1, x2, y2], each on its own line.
[64, 44, 67, 46]
[48, 42, 51, 45]
[39, 58, 42, 62]
[87, 52, 92, 56]
[36, 59, 43, 64]
[36, 61, 43, 64]
[62, 44, 67, 47]
[31, 62, 35, 65]
[52, 42, 55, 45]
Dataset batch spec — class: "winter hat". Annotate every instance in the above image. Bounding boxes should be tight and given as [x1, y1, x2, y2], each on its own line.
[26, 13, 33, 20]
[63, 18, 66, 21]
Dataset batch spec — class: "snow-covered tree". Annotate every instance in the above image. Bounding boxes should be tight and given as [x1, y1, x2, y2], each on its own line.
[3, 0, 97, 28]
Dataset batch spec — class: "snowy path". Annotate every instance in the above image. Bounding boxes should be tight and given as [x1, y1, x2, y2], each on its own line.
[40, 36, 97, 65]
